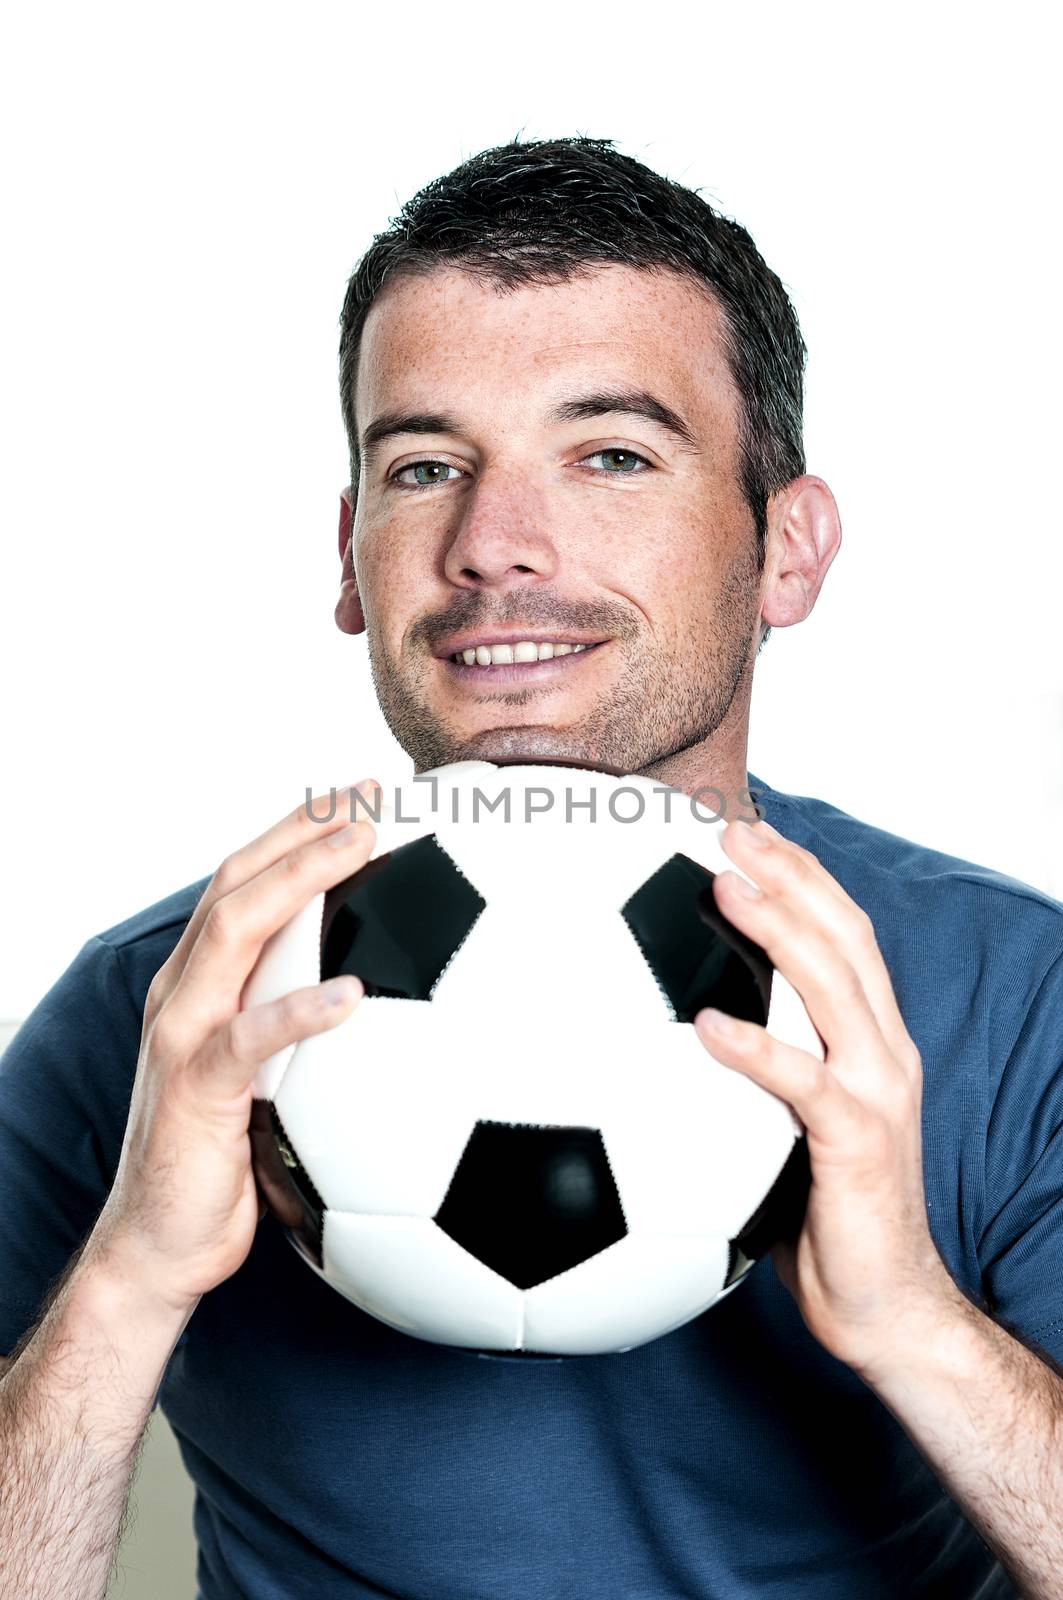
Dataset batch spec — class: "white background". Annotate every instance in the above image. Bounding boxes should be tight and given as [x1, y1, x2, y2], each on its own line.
[2, 1, 1060, 1018]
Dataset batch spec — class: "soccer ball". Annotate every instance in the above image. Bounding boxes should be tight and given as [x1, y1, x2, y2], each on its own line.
[245, 760, 820, 1357]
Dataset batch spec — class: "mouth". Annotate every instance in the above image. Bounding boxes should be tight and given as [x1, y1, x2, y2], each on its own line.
[436, 634, 607, 683]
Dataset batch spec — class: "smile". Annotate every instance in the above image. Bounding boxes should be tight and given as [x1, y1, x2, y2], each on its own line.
[449, 640, 596, 667]
[439, 637, 607, 684]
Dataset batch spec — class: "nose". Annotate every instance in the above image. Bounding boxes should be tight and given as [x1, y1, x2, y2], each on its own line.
[442, 470, 560, 591]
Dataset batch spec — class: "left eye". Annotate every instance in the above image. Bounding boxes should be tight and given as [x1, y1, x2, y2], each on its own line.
[580, 448, 652, 475]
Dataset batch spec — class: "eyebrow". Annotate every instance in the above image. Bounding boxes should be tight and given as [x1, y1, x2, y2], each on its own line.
[359, 386, 700, 465]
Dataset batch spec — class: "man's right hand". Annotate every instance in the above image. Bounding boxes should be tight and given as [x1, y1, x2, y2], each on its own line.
[92, 782, 378, 1314]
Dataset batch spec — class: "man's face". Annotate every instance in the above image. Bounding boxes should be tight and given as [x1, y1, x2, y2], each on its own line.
[346, 264, 767, 776]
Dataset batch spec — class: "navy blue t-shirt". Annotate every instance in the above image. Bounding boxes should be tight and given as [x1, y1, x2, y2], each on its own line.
[3, 771, 1063, 1598]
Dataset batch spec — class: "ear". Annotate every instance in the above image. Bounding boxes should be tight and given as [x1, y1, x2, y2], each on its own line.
[334, 486, 366, 636]
[758, 475, 842, 632]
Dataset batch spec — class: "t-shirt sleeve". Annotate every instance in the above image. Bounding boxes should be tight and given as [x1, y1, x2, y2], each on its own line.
[979, 945, 1063, 1370]
[0, 934, 142, 1357]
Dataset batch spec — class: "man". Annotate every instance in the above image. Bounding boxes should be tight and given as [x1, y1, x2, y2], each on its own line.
[1, 135, 1061, 1599]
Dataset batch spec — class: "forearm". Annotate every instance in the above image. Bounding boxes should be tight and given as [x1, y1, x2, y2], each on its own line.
[0, 1230, 197, 1600]
[862, 1283, 1063, 1599]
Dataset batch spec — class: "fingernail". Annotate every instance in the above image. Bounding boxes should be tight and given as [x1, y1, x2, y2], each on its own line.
[727, 872, 762, 899]
[737, 819, 771, 848]
[323, 975, 361, 1004]
[327, 820, 365, 849]
[346, 779, 381, 821]
[700, 1007, 734, 1034]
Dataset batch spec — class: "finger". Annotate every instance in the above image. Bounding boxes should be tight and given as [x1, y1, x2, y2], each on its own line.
[190, 974, 364, 1101]
[722, 820, 854, 914]
[149, 779, 379, 1016]
[190, 779, 380, 957]
[164, 814, 378, 1050]
[695, 1006, 871, 1153]
[711, 871, 887, 1070]
[721, 821, 916, 1067]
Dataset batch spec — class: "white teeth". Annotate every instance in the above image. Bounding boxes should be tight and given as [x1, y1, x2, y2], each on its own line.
[453, 640, 595, 666]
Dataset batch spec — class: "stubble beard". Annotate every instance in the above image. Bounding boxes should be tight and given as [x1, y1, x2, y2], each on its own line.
[367, 540, 762, 777]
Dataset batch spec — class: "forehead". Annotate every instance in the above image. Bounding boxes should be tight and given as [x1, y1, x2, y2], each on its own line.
[353, 263, 740, 442]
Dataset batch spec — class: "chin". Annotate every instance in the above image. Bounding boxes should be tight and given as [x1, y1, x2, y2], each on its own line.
[453, 725, 600, 765]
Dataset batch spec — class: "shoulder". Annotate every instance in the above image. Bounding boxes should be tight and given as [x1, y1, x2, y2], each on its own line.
[4, 874, 214, 1094]
[748, 773, 1063, 1040]
[750, 771, 1063, 950]
[91, 873, 214, 1011]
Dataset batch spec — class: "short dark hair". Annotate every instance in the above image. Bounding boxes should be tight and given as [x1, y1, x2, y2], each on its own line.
[339, 134, 806, 597]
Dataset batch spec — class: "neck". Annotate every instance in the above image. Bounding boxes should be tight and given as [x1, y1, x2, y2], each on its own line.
[637, 725, 752, 820]
[636, 662, 755, 821]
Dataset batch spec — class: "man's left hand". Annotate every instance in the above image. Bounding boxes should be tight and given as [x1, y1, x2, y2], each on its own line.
[695, 816, 967, 1376]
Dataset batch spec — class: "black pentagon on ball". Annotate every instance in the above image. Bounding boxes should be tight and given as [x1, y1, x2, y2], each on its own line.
[435, 1121, 628, 1290]
[621, 851, 774, 1025]
[321, 833, 486, 1000]
[249, 1099, 326, 1269]
[723, 1133, 812, 1289]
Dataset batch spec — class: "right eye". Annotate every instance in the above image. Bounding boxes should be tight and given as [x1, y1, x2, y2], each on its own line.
[390, 460, 466, 491]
